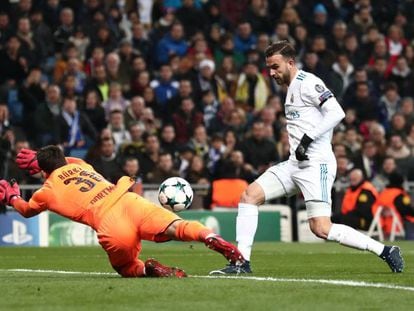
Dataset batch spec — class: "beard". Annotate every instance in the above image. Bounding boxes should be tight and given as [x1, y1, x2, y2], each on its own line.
[272, 70, 290, 85]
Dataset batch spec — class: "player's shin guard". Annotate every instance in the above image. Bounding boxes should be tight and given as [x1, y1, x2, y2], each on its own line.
[175, 220, 212, 242]
[327, 223, 384, 255]
[236, 203, 259, 261]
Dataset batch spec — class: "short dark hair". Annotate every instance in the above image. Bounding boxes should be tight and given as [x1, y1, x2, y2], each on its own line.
[264, 40, 296, 59]
[37, 145, 67, 174]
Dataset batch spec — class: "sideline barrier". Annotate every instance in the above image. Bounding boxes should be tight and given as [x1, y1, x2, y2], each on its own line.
[0, 208, 281, 246]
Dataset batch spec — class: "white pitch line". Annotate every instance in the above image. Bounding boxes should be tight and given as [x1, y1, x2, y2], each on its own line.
[2, 269, 414, 292]
[192, 275, 414, 292]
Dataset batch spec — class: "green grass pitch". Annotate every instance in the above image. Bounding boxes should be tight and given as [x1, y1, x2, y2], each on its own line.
[0, 241, 413, 310]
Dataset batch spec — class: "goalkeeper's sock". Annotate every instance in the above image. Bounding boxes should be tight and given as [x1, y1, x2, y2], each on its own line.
[236, 203, 259, 261]
[175, 220, 212, 242]
[327, 223, 384, 255]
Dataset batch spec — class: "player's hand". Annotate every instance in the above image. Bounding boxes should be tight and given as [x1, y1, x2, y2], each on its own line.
[16, 148, 41, 175]
[0, 179, 21, 205]
[295, 134, 313, 161]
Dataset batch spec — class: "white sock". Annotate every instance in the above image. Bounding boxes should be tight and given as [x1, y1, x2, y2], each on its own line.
[236, 203, 258, 261]
[327, 223, 385, 255]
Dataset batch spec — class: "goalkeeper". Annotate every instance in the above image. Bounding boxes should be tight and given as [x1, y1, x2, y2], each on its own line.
[0, 145, 245, 278]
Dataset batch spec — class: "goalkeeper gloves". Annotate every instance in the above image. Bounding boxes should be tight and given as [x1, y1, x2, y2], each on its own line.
[0, 179, 21, 205]
[16, 148, 41, 175]
[295, 134, 313, 161]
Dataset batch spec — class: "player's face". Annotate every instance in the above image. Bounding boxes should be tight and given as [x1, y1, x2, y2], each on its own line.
[266, 54, 292, 85]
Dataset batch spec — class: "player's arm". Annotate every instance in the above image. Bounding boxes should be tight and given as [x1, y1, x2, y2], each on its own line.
[295, 80, 345, 161]
[0, 180, 47, 218]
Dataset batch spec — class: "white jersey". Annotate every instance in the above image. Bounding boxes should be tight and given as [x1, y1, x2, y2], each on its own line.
[285, 70, 336, 162]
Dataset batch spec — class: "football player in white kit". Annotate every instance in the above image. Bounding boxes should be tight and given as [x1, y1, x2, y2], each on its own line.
[211, 41, 404, 274]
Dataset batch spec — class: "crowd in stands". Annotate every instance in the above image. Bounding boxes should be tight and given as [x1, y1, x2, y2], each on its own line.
[1, 0, 414, 212]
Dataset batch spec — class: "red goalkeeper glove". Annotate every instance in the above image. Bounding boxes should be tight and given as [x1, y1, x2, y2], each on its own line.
[0, 179, 21, 205]
[16, 148, 41, 175]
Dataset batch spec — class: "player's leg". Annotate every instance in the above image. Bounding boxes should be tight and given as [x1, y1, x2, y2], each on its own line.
[307, 210, 404, 273]
[127, 192, 244, 266]
[210, 162, 297, 274]
[163, 220, 245, 265]
[98, 193, 187, 277]
[297, 162, 404, 272]
[237, 162, 297, 262]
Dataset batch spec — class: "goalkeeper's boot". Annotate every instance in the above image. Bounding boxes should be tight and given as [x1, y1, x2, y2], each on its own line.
[209, 260, 252, 275]
[204, 234, 245, 265]
[379, 246, 404, 273]
[144, 259, 187, 278]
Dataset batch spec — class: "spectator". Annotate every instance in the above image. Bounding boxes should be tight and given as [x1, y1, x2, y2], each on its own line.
[131, 23, 151, 64]
[406, 123, 414, 154]
[0, 35, 29, 85]
[102, 82, 130, 119]
[192, 58, 227, 103]
[389, 112, 408, 137]
[215, 149, 256, 184]
[378, 82, 401, 130]
[233, 20, 257, 54]
[150, 64, 179, 113]
[82, 90, 107, 134]
[88, 136, 123, 183]
[57, 97, 97, 155]
[389, 56, 414, 97]
[372, 172, 414, 239]
[332, 168, 378, 231]
[372, 156, 398, 192]
[124, 96, 146, 129]
[235, 61, 269, 113]
[353, 139, 383, 180]
[214, 33, 245, 71]
[187, 124, 210, 161]
[175, 0, 205, 39]
[329, 20, 347, 53]
[54, 7, 75, 53]
[386, 134, 410, 160]
[155, 22, 188, 66]
[137, 132, 162, 179]
[399, 97, 414, 130]
[118, 121, 145, 160]
[121, 156, 143, 195]
[146, 151, 179, 183]
[343, 127, 362, 158]
[84, 46, 105, 76]
[107, 110, 131, 151]
[68, 26, 90, 61]
[332, 155, 352, 214]
[0, 11, 14, 48]
[129, 70, 151, 98]
[84, 64, 110, 101]
[240, 120, 278, 175]
[159, 123, 178, 158]
[33, 84, 62, 146]
[171, 97, 204, 145]
[331, 53, 354, 99]
[275, 128, 290, 162]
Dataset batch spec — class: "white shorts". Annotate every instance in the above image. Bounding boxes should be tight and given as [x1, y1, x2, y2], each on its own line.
[255, 159, 336, 204]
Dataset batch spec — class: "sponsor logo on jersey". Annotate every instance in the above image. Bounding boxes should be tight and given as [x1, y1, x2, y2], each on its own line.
[287, 110, 300, 119]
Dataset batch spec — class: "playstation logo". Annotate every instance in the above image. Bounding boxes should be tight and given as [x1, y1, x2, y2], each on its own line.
[2, 220, 33, 245]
